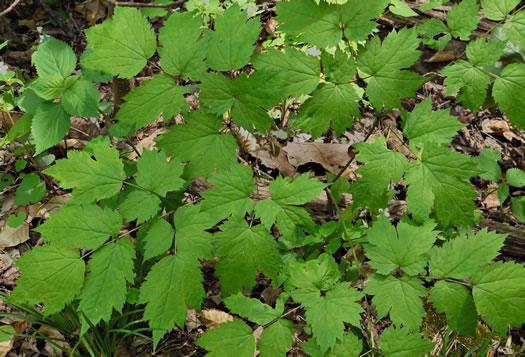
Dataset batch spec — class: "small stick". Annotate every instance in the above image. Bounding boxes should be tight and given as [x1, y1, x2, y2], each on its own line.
[0, 0, 22, 17]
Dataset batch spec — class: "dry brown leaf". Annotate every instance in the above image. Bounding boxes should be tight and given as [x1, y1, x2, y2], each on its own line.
[39, 326, 70, 356]
[283, 142, 351, 175]
[185, 308, 202, 331]
[425, 51, 455, 63]
[128, 127, 167, 161]
[252, 142, 297, 177]
[75, 0, 110, 26]
[0, 336, 13, 357]
[27, 194, 70, 219]
[201, 309, 234, 329]
[0, 221, 29, 249]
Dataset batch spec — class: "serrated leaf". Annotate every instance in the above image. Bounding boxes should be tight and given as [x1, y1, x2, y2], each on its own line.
[79, 239, 135, 333]
[32, 102, 70, 154]
[507, 168, 525, 187]
[259, 320, 293, 357]
[142, 219, 174, 260]
[140, 254, 205, 348]
[466, 38, 506, 67]
[327, 331, 362, 357]
[223, 292, 282, 325]
[430, 280, 477, 336]
[401, 98, 465, 146]
[492, 63, 525, 130]
[61, 77, 99, 117]
[141, 0, 170, 18]
[357, 27, 424, 110]
[214, 219, 282, 296]
[365, 216, 438, 275]
[156, 111, 238, 179]
[32, 38, 76, 79]
[196, 319, 255, 357]
[498, 183, 510, 204]
[158, 11, 206, 80]
[44, 139, 125, 202]
[12, 245, 85, 315]
[512, 196, 525, 221]
[475, 147, 502, 181]
[119, 189, 161, 224]
[83, 7, 156, 78]
[14, 173, 45, 206]
[16, 89, 46, 114]
[446, 0, 480, 40]
[31, 75, 66, 100]
[503, 11, 525, 49]
[174, 204, 217, 260]
[379, 326, 435, 357]
[481, 0, 520, 21]
[200, 163, 255, 221]
[405, 144, 480, 226]
[136, 150, 185, 196]
[429, 228, 507, 279]
[365, 274, 426, 331]
[109, 75, 190, 136]
[472, 261, 525, 335]
[417, 18, 450, 51]
[389, 0, 418, 17]
[35, 203, 121, 249]
[321, 49, 356, 83]
[270, 174, 326, 205]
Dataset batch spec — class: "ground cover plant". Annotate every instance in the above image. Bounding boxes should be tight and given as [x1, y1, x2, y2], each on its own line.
[1, 0, 525, 355]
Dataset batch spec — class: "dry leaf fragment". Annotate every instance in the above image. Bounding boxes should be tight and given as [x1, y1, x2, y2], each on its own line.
[201, 309, 234, 329]
[283, 142, 352, 175]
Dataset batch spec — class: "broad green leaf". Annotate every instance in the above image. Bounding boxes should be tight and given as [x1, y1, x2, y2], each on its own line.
[446, 0, 480, 40]
[156, 111, 238, 179]
[498, 183, 510, 204]
[12, 245, 85, 315]
[389, 0, 418, 17]
[7, 212, 25, 228]
[0, 326, 14, 343]
[466, 38, 506, 67]
[173, 204, 217, 260]
[429, 228, 507, 279]
[252, 46, 320, 97]
[62, 77, 99, 117]
[214, 219, 282, 296]
[109, 75, 189, 136]
[340, 0, 390, 41]
[481, 0, 520, 21]
[32, 38, 76, 79]
[223, 292, 282, 325]
[204, 4, 259, 71]
[503, 11, 525, 49]
[79, 48, 113, 83]
[472, 261, 525, 335]
[270, 173, 326, 205]
[35, 203, 121, 249]
[493, 63, 525, 130]
[83, 7, 157, 78]
[79, 239, 135, 333]
[256, 200, 314, 240]
[321, 49, 356, 83]
[136, 150, 185, 196]
[507, 168, 525, 187]
[158, 11, 207, 80]
[201, 163, 255, 221]
[32, 102, 70, 154]
[16, 89, 46, 114]
[296, 82, 362, 138]
[365, 274, 426, 331]
[142, 219, 174, 261]
[140, 254, 205, 348]
[430, 280, 477, 336]
[417, 18, 450, 51]
[196, 319, 255, 357]
[401, 98, 465, 146]
[512, 196, 525, 221]
[357, 27, 424, 110]
[14, 173, 45, 206]
[365, 216, 438, 275]
[475, 147, 502, 181]
[405, 144, 480, 226]
[119, 189, 161, 224]
[44, 138, 125, 202]
[379, 326, 435, 357]
[141, 0, 171, 17]
[327, 331, 362, 357]
[31, 75, 66, 100]
[259, 320, 293, 357]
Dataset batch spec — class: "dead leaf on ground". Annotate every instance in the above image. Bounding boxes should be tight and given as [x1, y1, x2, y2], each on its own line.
[27, 194, 70, 219]
[425, 51, 455, 63]
[201, 309, 233, 329]
[284, 142, 352, 176]
[75, 0, 110, 26]
[128, 127, 167, 161]
[39, 326, 70, 357]
[481, 119, 525, 143]
[185, 308, 201, 331]
[252, 143, 297, 177]
[0, 221, 29, 249]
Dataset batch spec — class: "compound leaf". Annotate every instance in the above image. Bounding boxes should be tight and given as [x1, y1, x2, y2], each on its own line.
[142, 219, 174, 261]
[62, 78, 99, 117]
[119, 189, 161, 224]
[446, 0, 480, 40]
[173, 204, 217, 260]
[475, 147, 502, 181]
[465, 38, 506, 67]
[503, 11, 525, 49]
[379, 326, 435, 357]
[136, 149, 185, 196]
[259, 320, 293, 357]
[196, 319, 255, 357]
[32, 38, 76, 79]
[481, 0, 520, 21]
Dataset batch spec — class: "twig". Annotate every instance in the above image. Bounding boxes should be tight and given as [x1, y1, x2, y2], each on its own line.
[0, 0, 21, 17]
[109, 0, 185, 8]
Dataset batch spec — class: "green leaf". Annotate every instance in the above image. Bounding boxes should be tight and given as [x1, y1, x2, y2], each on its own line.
[389, 0, 418, 17]
[0, 325, 14, 343]
[32, 38, 76, 79]
[259, 320, 293, 357]
[503, 11, 525, 49]
[32, 75, 66, 100]
[214, 219, 282, 296]
[472, 261, 525, 335]
[15, 173, 45, 205]
[140, 254, 205, 348]
[327, 331, 362, 357]
[365, 274, 426, 331]
[0, 113, 32, 147]
[62, 77, 99, 117]
[271, 173, 326, 205]
[405, 144, 480, 226]
[119, 189, 161, 224]
[173, 204, 217, 260]
[35, 203, 121, 249]
[446, 0, 480, 40]
[498, 183, 510, 204]
[32, 102, 70, 154]
[79, 239, 135, 333]
[507, 168, 525, 187]
[379, 326, 435, 357]
[321, 49, 356, 83]
[158, 11, 207, 80]
[44, 138, 125, 202]
[357, 27, 424, 110]
[481, 0, 520, 21]
[7, 212, 25, 228]
[512, 196, 525, 221]
[429, 228, 507, 279]
[83, 7, 157, 78]
[204, 4, 259, 71]
[109, 75, 190, 136]
[156, 111, 238, 179]
[136, 150, 185, 196]
[430, 280, 477, 336]
[492, 63, 525, 129]
[142, 219, 174, 261]
[12, 245, 85, 315]
[224, 292, 282, 325]
[16, 89, 46, 114]
[196, 319, 255, 357]
[401, 98, 465, 146]
[365, 216, 438, 275]
[417, 18, 450, 51]
[475, 147, 502, 181]
[201, 163, 255, 221]
[252, 46, 320, 97]
[141, 0, 171, 17]
[466, 38, 506, 67]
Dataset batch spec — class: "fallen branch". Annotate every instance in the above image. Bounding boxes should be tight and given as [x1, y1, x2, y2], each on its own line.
[0, 0, 22, 17]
